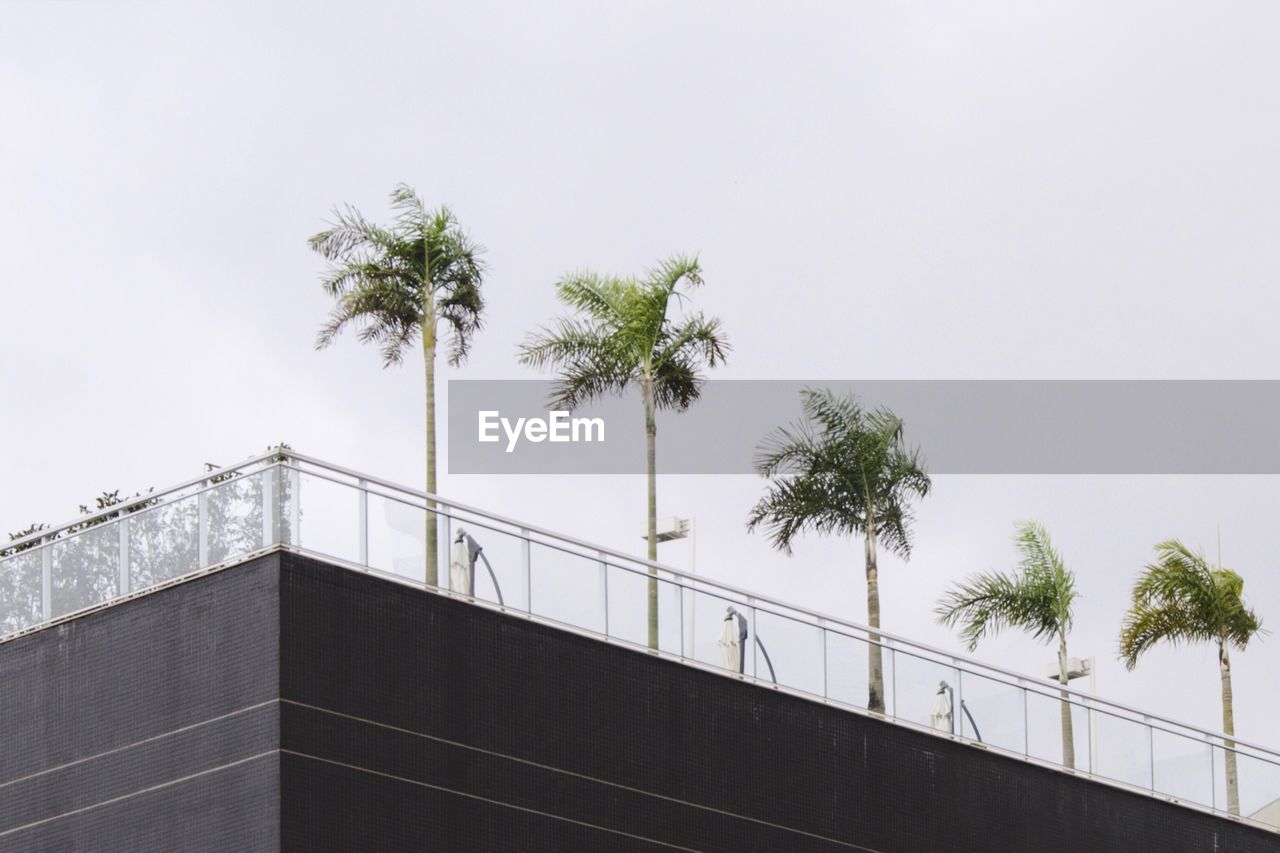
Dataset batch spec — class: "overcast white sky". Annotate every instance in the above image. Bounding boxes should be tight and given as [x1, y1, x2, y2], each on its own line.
[2, 1, 1278, 773]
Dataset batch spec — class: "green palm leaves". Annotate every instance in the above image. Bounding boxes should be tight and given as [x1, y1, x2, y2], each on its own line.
[748, 388, 930, 713]
[311, 185, 485, 368]
[936, 521, 1077, 652]
[748, 390, 929, 554]
[520, 255, 727, 414]
[1119, 541, 1261, 668]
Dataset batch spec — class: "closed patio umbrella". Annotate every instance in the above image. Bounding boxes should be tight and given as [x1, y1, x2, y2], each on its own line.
[448, 528, 505, 606]
[930, 681, 954, 733]
[717, 607, 749, 673]
[450, 528, 483, 596]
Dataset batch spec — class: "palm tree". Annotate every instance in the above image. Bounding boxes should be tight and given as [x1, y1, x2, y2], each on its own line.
[1119, 540, 1264, 816]
[748, 388, 930, 713]
[519, 254, 728, 649]
[935, 521, 1080, 769]
[310, 185, 485, 586]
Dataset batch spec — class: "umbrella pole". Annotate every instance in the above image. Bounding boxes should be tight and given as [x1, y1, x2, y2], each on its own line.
[477, 550, 504, 606]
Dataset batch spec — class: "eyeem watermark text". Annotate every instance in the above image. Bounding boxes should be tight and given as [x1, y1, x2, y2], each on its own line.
[478, 410, 606, 453]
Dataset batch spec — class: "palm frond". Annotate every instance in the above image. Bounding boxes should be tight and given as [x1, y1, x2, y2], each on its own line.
[1119, 538, 1265, 668]
[936, 521, 1076, 651]
[308, 204, 403, 262]
[749, 388, 929, 558]
[556, 273, 629, 324]
[747, 472, 859, 554]
[521, 253, 726, 415]
[310, 185, 486, 368]
[643, 253, 704, 295]
[653, 313, 730, 371]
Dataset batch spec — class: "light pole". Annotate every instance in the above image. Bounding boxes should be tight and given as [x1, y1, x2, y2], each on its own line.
[645, 516, 693, 654]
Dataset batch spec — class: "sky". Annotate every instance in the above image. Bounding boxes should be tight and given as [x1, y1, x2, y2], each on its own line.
[2, 0, 1278, 788]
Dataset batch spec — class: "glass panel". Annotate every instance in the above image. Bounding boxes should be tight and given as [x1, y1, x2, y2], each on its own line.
[655, 571, 683, 656]
[206, 472, 266, 566]
[1093, 710, 1152, 789]
[824, 629, 874, 711]
[605, 566, 686, 653]
[296, 474, 359, 564]
[606, 561, 649, 647]
[51, 523, 119, 618]
[528, 541, 603, 633]
[891, 649, 960, 732]
[685, 586, 752, 676]
[368, 494, 426, 583]
[450, 522, 526, 610]
[957, 670, 1026, 754]
[1152, 728, 1213, 808]
[753, 608, 824, 696]
[1235, 751, 1280, 827]
[129, 494, 199, 590]
[1026, 688, 1090, 771]
[0, 548, 45, 635]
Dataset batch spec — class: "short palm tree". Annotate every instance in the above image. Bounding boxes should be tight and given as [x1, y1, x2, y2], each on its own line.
[1119, 540, 1263, 816]
[748, 388, 930, 713]
[310, 184, 485, 586]
[935, 521, 1080, 769]
[519, 254, 728, 650]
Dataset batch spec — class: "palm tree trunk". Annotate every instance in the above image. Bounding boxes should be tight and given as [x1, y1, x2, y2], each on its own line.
[1057, 632, 1076, 770]
[644, 378, 658, 651]
[423, 304, 438, 588]
[1219, 639, 1240, 815]
[865, 519, 884, 714]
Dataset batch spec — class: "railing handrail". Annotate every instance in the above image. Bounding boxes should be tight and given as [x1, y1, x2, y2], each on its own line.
[281, 453, 1280, 760]
[5, 447, 1280, 765]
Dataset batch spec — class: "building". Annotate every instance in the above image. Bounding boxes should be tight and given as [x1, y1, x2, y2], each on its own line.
[1, 451, 1278, 851]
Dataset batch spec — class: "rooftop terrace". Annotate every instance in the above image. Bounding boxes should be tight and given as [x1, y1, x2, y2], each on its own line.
[3, 449, 1278, 833]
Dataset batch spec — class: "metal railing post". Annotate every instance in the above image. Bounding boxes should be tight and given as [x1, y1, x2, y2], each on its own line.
[679, 582, 687, 658]
[819, 618, 828, 700]
[1087, 701, 1095, 774]
[357, 478, 368, 566]
[118, 515, 130, 596]
[262, 466, 276, 547]
[1147, 716, 1155, 791]
[1208, 735, 1217, 810]
[748, 598, 758, 679]
[1022, 681, 1030, 756]
[441, 508, 452, 591]
[288, 466, 300, 547]
[597, 551, 608, 637]
[197, 484, 209, 568]
[41, 543, 52, 621]
[520, 528, 531, 613]
[1089, 703, 1099, 774]
[890, 641, 897, 718]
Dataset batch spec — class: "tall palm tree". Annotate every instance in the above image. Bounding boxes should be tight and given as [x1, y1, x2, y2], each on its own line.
[935, 521, 1080, 769]
[310, 184, 485, 586]
[519, 254, 728, 650]
[748, 388, 930, 713]
[1119, 540, 1264, 816]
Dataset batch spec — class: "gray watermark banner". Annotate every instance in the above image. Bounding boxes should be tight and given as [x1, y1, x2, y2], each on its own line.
[447, 380, 1280, 474]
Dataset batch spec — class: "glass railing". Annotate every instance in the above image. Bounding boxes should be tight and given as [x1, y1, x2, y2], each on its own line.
[2, 450, 1278, 832]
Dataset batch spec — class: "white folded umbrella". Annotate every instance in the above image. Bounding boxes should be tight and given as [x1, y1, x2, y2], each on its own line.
[717, 607, 748, 673]
[930, 684, 954, 733]
[449, 534, 475, 595]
